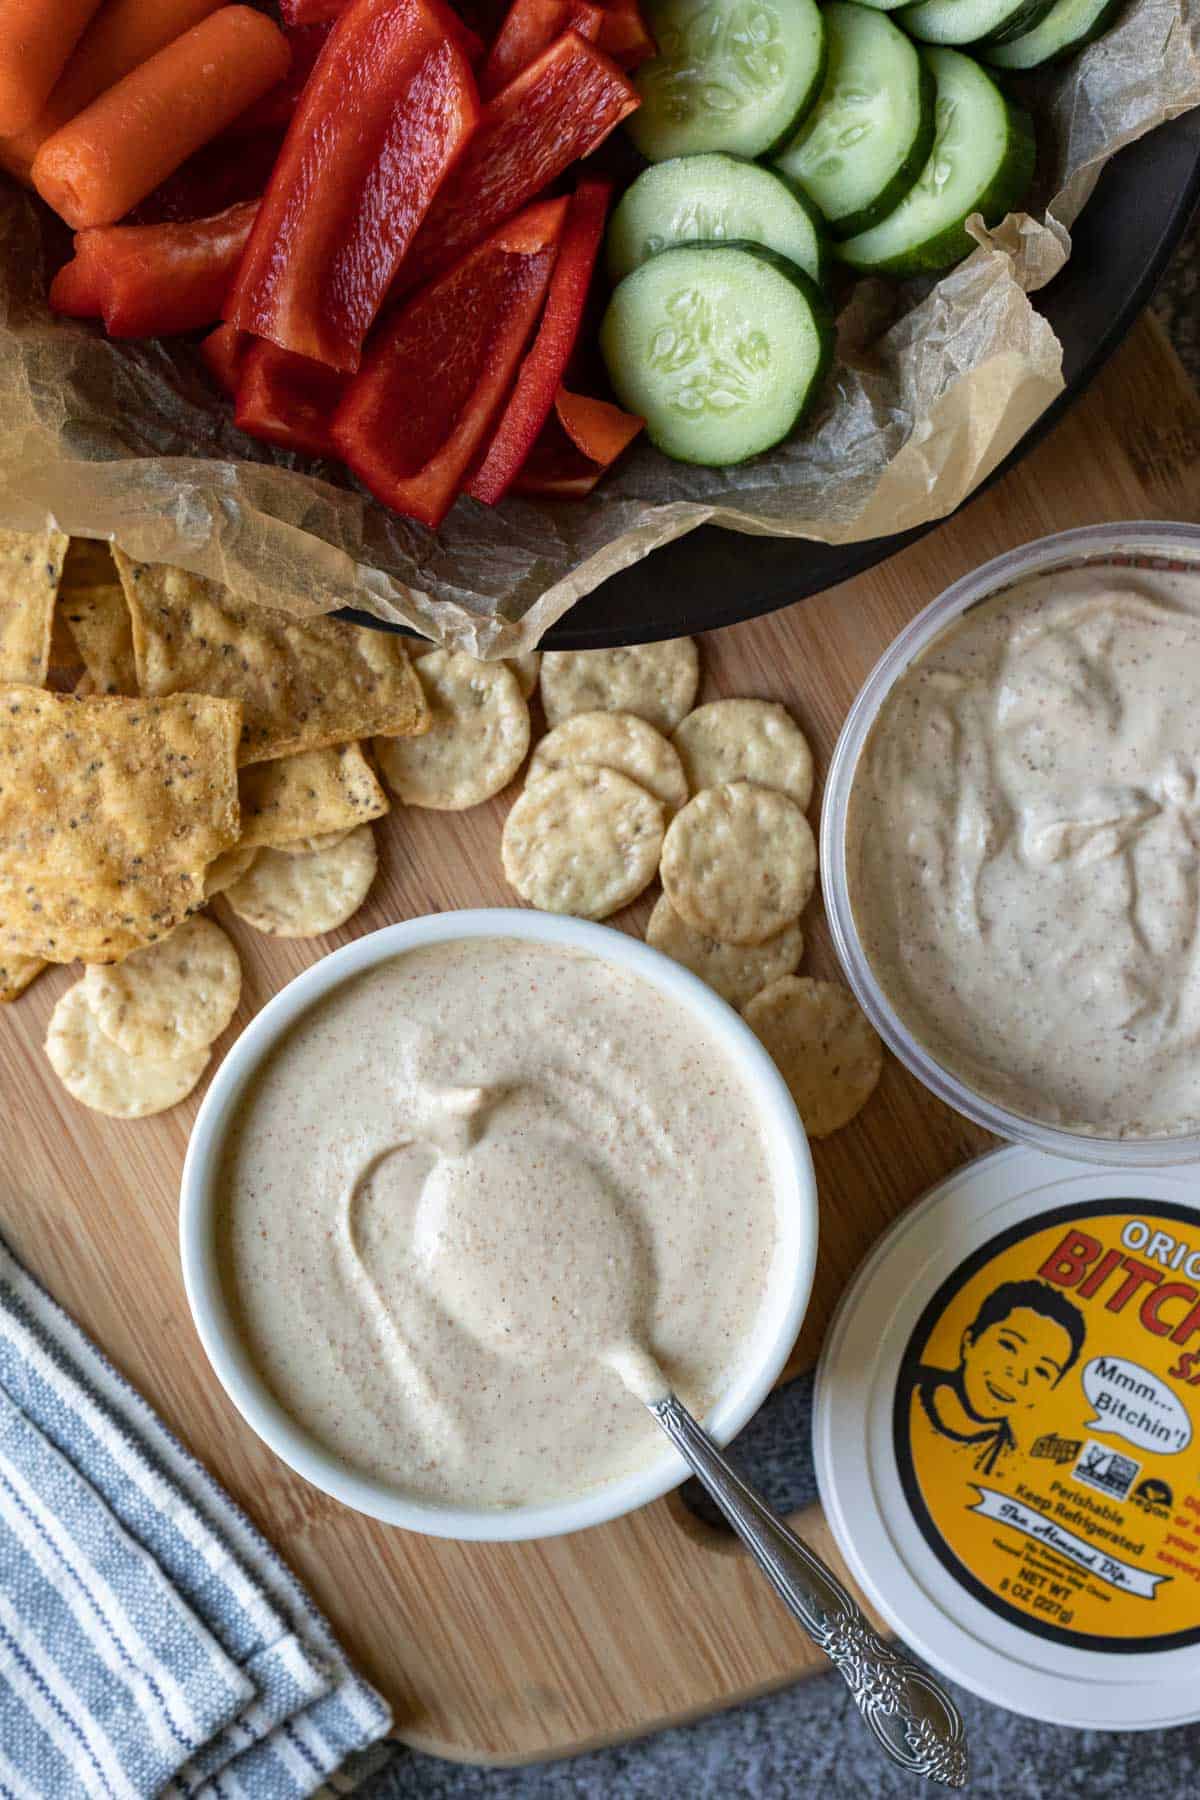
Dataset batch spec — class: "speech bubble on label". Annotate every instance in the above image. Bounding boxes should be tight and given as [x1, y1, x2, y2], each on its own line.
[1082, 1355, 1191, 1454]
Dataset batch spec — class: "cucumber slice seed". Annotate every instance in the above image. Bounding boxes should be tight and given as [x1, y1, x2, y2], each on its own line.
[898, 0, 1058, 46]
[984, 0, 1124, 67]
[775, 1, 937, 239]
[606, 153, 827, 284]
[600, 242, 833, 465]
[836, 46, 1035, 277]
[628, 0, 827, 162]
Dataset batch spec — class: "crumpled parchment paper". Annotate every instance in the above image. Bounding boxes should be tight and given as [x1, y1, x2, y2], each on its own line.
[0, 0, 1196, 655]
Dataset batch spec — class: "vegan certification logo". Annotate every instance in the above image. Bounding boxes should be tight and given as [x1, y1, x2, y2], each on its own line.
[895, 1200, 1200, 1653]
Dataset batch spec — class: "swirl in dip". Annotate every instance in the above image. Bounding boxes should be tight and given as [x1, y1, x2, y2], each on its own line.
[846, 561, 1200, 1139]
[218, 937, 781, 1507]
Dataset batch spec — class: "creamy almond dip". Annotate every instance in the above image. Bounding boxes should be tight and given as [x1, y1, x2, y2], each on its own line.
[846, 561, 1200, 1138]
[219, 937, 780, 1507]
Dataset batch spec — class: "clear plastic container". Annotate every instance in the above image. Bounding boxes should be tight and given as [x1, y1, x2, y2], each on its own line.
[821, 520, 1200, 1168]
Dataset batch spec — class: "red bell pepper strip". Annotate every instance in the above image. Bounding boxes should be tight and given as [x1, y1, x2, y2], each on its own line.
[281, 0, 485, 55]
[225, 0, 480, 374]
[235, 341, 346, 456]
[396, 30, 638, 296]
[331, 196, 568, 529]
[223, 22, 333, 137]
[440, 8, 487, 62]
[515, 385, 642, 495]
[481, 0, 602, 96]
[200, 322, 251, 394]
[49, 200, 259, 338]
[466, 178, 609, 503]
[596, 0, 655, 68]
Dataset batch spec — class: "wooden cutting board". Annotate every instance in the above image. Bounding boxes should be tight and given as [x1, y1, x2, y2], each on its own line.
[1, 313, 1198, 1768]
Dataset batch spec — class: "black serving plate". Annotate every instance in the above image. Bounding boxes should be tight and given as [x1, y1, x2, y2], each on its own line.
[347, 108, 1200, 651]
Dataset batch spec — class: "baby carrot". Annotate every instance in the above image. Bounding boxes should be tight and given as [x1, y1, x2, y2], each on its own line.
[0, 0, 225, 185]
[0, 0, 106, 136]
[32, 7, 290, 230]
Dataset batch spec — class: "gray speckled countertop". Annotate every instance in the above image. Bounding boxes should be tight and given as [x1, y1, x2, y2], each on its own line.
[360, 211, 1200, 1800]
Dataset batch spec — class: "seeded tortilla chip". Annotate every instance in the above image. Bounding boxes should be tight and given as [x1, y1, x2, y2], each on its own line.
[59, 540, 137, 696]
[0, 528, 69, 687]
[113, 552, 428, 765]
[238, 743, 388, 850]
[0, 951, 46, 1003]
[0, 686, 242, 964]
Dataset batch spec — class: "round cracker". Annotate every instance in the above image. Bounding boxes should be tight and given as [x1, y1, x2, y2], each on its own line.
[661, 782, 816, 945]
[646, 894, 803, 1009]
[275, 829, 351, 856]
[46, 981, 210, 1119]
[540, 641, 700, 734]
[502, 766, 663, 919]
[376, 651, 529, 810]
[83, 916, 241, 1058]
[204, 845, 257, 899]
[529, 711, 689, 816]
[225, 823, 377, 938]
[672, 699, 814, 810]
[743, 976, 883, 1138]
[411, 643, 540, 701]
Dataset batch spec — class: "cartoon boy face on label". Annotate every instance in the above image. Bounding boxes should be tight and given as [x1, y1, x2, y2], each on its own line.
[959, 1295, 1082, 1425]
[913, 1278, 1086, 1475]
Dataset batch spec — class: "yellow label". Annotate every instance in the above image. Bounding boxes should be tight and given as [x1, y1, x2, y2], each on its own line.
[895, 1200, 1200, 1650]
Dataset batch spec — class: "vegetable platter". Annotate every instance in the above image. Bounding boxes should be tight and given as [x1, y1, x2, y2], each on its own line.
[0, 0, 1196, 645]
[0, 0, 1122, 511]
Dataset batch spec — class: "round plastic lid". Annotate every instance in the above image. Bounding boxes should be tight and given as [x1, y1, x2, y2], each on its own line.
[814, 1147, 1200, 1730]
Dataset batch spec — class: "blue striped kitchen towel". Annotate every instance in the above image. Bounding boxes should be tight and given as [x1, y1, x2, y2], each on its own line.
[0, 1232, 395, 1799]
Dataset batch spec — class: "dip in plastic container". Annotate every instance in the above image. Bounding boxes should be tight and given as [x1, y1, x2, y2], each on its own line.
[821, 521, 1200, 1166]
[815, 1147, 1200, 1729]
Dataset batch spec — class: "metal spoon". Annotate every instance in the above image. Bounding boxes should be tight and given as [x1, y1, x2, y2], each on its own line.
[415, 1141, 966, 1786]
[639, 1379, 967, 1788]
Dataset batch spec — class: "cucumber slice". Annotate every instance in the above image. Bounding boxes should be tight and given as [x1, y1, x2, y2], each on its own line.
[600, 242, 833, 465]
[899, 0, 1058, 46]
[837, 47, 1034, 277]
[984, 0, 1124, 67]
[606, 154, 826, 284]
[774, 3, 936, 240]
[628, 0, 826, 162]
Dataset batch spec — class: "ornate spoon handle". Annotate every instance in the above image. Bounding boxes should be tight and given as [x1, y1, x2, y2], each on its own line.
[648, 1392, 967, 1789]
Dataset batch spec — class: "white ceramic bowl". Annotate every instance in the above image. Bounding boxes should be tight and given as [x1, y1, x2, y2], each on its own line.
[181, 908, 817, 1541]
[822, 520, 1200, 1167]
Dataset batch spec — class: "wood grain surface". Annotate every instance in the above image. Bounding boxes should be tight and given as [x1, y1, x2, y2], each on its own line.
[1, 313, 1197, 1766]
